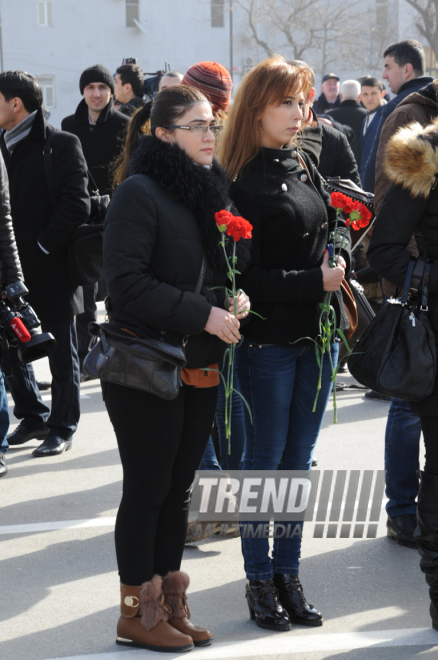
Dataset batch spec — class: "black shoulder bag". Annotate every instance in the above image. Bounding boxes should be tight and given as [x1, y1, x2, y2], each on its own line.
[348, 257, 437, 401]
[82, 255, 207, 400]
[43, 132, 110, 287]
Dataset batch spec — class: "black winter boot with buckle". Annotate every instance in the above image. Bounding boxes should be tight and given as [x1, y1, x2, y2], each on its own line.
[245, 579, 291, 631]
[273, 574, 323, 626]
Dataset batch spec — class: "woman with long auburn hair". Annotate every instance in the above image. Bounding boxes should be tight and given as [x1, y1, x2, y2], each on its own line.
[221, 57, 351, 631]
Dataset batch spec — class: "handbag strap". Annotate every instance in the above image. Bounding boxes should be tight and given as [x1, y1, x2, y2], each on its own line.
[421, 261, 433, 311]
[195, 254, 207, 294]
[401, 257, 419, 304]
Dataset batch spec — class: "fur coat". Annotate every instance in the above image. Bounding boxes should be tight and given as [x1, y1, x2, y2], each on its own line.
[368, 116, 438, 350]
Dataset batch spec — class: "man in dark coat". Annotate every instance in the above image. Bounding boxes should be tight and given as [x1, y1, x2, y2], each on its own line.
[362, 39, 433, 193]
[313, 73, 341, 114]
[0, 71, 90, 457]
[327, 80, 367, 168]
[114, 63, 145, 117]
[360, 77, 387, 186]
[62, 64, 128, 196]
[62, 65, 128, 378]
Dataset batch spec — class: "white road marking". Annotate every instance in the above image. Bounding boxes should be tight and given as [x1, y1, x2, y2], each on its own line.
[44, 627, 438, 659]
[0, 517, 116, 535]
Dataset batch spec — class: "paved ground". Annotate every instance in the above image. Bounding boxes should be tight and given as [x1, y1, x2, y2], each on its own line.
[1, 305, 438, 660]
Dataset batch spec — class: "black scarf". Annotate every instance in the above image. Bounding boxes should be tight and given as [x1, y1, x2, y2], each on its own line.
[129, 135, 250, 272]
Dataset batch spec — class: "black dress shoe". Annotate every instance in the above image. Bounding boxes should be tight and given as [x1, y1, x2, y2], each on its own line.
[387, 514, 417, 548]
[365, 390, 392, 402]
[246, 579, 292, 631]
[273, 574, 323, 626]
[312, 457, 318, 467]
[36, 381, 51, 391]
[0, 452, 7, 477]
[32, 436, 72, 457]
[7, 422, 49, 446]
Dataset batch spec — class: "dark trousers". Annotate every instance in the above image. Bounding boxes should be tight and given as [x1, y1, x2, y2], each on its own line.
[419, 417, 438, 476]
[103, 381, 218, 586]
[6, 316, 80, 440]
[76, 283, 98, 367]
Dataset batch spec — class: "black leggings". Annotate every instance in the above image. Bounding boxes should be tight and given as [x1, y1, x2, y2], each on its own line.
[419, 416, 438, 477]
[103, 381, 218, 585]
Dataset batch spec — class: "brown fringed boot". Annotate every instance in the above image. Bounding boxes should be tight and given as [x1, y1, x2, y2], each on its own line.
[116, 577, 194, 652]
[162, 571, 214, 647]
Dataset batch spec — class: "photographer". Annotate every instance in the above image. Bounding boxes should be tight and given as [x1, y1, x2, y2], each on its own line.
[0, 71, 90, 457]
[0, 150, 25, 477]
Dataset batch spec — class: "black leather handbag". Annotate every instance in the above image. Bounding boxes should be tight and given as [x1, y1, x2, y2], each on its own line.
[348, 257, 436, 402]
[83, 256, 207, 399]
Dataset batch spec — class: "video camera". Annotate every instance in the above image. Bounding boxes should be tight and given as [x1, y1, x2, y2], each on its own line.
[121, 58, 171, 100]
[0, 282, 56, 363]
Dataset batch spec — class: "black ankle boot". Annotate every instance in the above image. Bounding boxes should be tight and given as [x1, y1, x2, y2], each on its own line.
[245, 579, 291, 631]
[414, 470, 438, 630]
[273, 574, 323, 626]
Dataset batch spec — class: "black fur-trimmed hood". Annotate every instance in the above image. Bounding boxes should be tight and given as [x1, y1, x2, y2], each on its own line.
[129, 135, 250, 271]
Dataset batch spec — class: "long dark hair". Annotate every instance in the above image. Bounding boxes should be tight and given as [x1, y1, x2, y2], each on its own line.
[113, 85, 209, 186]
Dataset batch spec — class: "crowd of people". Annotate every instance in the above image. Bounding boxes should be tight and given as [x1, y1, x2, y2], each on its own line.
[1, 36, 438, 652]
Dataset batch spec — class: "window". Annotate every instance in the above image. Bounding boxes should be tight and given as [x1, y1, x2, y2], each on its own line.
[375, 0, 389, 28]
[211, 0, 224, 27]
[38, 0, 53, 26]
[36, 75, 56, 108]
[126, 0, 139, 27]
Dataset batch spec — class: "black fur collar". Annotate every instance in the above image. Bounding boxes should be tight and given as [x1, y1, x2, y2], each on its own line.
[130, 135, 249, 271]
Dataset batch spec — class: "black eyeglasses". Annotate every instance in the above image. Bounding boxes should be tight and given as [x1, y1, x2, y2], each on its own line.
[161, 124, 223, 134]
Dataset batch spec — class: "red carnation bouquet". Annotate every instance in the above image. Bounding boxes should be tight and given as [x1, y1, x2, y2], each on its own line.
[213, 210, 253, 446]
[304, 192, 372, 423]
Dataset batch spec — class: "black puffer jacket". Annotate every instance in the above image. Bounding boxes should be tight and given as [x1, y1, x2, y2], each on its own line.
[368, 116, 438, 348]
[104, 136, 249, 368]
[230, 146, 351, 345]
[0, 151, 23, 286]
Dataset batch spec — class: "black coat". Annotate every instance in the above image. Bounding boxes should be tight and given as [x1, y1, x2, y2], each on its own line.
[62, 99, 128, 196]
[104, 136, 249, 369]
[298, 117, 361, 185]
[367, 116, 438, 410]
[0, 108, 90, 321]
[313, 93, 341, 115]
[0, 151, 23, 286]
[230, 147, 351, 345]
[118, 97, 144, 117]
[327, 100, 367, 167]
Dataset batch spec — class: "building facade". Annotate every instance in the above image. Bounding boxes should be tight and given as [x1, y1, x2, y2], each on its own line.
[0, 0, 428, 127]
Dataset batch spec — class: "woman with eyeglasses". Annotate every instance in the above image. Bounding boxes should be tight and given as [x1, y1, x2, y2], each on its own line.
[220, 57, 350, 631]
[104, 85, 250, 652]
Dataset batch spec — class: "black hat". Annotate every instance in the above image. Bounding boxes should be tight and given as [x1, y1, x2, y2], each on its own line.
[79, 64, 115, 95]
[322, 73, 340, 83]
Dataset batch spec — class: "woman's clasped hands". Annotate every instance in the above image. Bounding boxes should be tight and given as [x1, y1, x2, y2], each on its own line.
[205, 290, 250, 344]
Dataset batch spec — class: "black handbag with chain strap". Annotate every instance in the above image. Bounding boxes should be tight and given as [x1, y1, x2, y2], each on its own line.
[348, 257, 436, 401]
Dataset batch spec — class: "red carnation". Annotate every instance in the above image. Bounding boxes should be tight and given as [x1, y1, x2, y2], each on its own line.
[330, 192, 351, 210]
[226, 217, 253, 242]
[215, 210, 232, 227]
[346, 202, 372, 231]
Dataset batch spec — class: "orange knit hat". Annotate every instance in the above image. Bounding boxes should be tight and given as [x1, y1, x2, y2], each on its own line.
[182, 61, 233, 113]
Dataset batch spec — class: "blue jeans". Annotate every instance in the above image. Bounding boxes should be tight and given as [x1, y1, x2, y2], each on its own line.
[199, 436, 221, 470]
[0, 372, 9, 452]
[236, 339, 338, 580]
[198, 355, 246, 471]
[385, 398, 421, 517]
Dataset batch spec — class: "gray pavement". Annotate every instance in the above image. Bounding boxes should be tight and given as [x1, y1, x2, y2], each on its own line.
[1, 307, 438, 660]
